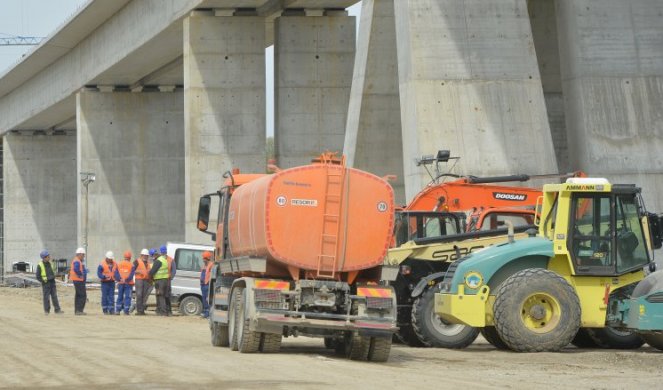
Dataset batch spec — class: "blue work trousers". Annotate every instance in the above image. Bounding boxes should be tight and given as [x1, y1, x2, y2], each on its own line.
[101, 281, 115, 313]
[116, 283, 132, 314]
[201, 284, 209, 317]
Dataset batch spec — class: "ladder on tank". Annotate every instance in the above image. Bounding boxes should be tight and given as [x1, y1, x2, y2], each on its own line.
[316, 166, 346, 279]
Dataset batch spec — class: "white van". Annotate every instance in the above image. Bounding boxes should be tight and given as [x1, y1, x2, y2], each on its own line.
[167, 242, 214, 316]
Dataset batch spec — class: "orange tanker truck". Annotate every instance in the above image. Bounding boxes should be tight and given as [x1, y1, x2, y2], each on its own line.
[196, 153, 398, 362]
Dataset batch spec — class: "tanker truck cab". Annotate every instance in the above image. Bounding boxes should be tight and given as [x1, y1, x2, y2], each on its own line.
[196, 154, 399, 361]
[434, 178, 663, 352]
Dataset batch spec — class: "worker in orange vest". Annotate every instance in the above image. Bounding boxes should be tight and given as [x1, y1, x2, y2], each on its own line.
[97, 251, 117, 314]
[69, 247, 88, 315]
[114, 250, 136, 315]
[133, 248, 151, 315]
[200, 251, 214, 318]
[160, 245, 176, 316]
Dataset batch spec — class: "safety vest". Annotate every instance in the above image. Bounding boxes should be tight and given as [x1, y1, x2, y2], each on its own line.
[201, 261, 214, 285]
[153, 256, 170, 280]
[100, 260, 117, 282]
[38, 261, 55, 283]
[134, 260, 151, 280]
[117, 260, 134, 285]
[69, 258, 85, 282]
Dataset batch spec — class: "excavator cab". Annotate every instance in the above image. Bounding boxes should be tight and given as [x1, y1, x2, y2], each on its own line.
[393, 211, 465, 247]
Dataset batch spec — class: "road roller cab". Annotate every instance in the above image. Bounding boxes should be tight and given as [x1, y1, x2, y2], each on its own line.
[434, 178, 663, 352]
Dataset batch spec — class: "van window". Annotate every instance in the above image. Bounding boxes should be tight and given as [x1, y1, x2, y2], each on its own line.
[175, 249, 204, 272]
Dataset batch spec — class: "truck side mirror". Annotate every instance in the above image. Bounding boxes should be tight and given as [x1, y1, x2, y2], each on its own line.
[197, 196, 211, 232]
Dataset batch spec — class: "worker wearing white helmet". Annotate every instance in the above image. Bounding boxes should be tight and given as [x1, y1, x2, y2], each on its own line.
[69, 247, 89, 315]
[133, 249, 152, 315]
[97, 251, 118, 314]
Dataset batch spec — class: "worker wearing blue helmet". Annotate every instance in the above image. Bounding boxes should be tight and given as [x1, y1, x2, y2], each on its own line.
[36, 250, 63, 315]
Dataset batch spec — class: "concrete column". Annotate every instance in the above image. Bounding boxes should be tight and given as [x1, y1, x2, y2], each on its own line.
[77, 90, 184, 264]
[3, 132, 76, 270]
[343, 0, 405, 204]
[528, 0, 568, 173]
[556, 0, 663, 211]
[184, 14, 265, 242]
[275, 13, 355, 168]
[394, 0, 558, 201]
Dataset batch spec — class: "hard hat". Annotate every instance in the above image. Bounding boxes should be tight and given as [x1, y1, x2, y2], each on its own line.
[160, 245, 167, 254]
[40, 250, 50, 259]
[149, 248, 157, 256]
[123, 250, 132, 259]
[140, 248, 149, 256]
[202, 251, 212, 260]
[105, 251, 114, 260]
[76, 247, 86, 255]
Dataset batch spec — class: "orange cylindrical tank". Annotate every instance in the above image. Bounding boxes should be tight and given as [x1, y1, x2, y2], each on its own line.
[227, 160, 394, 276]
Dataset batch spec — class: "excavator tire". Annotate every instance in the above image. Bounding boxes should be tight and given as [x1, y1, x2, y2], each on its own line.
[260, 333, 282, 353]
[237, 288, 260, 353]
[228, 288, 241, 351]
[494, 268, 580, 352]
[480, 327, 510, 350]
[642, 333, 663, 351]
[367, 337, 392, 362]
[412, 287, 479, 349]
[586, 328, 644, 349]
[571, 328, 599, 348]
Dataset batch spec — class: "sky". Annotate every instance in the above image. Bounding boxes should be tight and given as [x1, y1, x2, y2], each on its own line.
[0, 1, 362, 137]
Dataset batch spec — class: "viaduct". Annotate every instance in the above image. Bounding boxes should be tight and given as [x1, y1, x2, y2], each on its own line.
[0, 0, 661, 270]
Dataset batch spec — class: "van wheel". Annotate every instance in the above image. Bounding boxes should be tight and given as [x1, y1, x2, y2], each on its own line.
[179, 296, 202, 316]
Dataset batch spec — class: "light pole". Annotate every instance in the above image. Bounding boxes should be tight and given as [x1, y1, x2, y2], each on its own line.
[80, 172, 96, 260]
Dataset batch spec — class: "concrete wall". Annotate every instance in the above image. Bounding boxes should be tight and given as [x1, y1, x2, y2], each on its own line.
[394, 0, 558, 201]
[184, 14, 265, 243]
[275, 14, 355, 168]
[343, 0, 405, 204]
[77, 91, 184, 265]
[556, 0, 663, 212]
[3, 132, 77, 270]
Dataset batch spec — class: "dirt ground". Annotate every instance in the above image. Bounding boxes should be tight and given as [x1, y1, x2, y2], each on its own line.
[1, 286, 662, 390]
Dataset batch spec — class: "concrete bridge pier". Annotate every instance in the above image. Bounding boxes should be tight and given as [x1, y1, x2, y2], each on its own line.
[76, 90, 184, 262]
[274, 11, 355, 168]
[343, 0, 405, 204]
[556, 0, 663, 211]
[183, 12, 266, 242]
[393, 0, 558, 201]
[3, 132, 77, 263]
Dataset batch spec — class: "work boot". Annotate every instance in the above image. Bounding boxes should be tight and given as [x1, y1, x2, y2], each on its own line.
[55, 310, 64, 314]
[103, 310, 108, 315]
[44, 312, 50, 316]
[114, 311, 120, 315]
[75, 311, 87, 316]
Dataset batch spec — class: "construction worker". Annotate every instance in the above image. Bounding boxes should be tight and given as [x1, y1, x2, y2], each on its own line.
[200, 251, 214, 318]
[69, 247, 88, 315]
[148, 249, 170, 316]
[133, 248, 151, 315]
[97, 251, 117, 314]
[36, 250, 63, 315]
[114, 251, 135, 315]
[160, 245, 176, 316]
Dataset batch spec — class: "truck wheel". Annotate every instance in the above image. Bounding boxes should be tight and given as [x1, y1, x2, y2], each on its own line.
[571, 328, 599, 348]
[210, 322, 229, 347]
[367, 337, 392, 362]
[179, 296, 202, 316]
[493, 269, 580, 352]
[237, 288, 260, 353]
[586, 327, 644, 349]
[260, 333, 282, 353]
[480, 327, 510, 350]
[412, 287, 479, 348]
[228, 288, 242, 351]
[346, 332, 370, 361]
[642, 334, 663, 351]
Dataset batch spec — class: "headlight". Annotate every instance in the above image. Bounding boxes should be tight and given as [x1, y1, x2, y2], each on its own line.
[464, 271, 483, 289]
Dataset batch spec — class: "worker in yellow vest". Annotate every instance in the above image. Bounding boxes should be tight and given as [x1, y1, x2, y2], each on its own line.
[35, 250, 63, 315]
[148, 251, 170, 316]
[114, 251, 136, 315]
